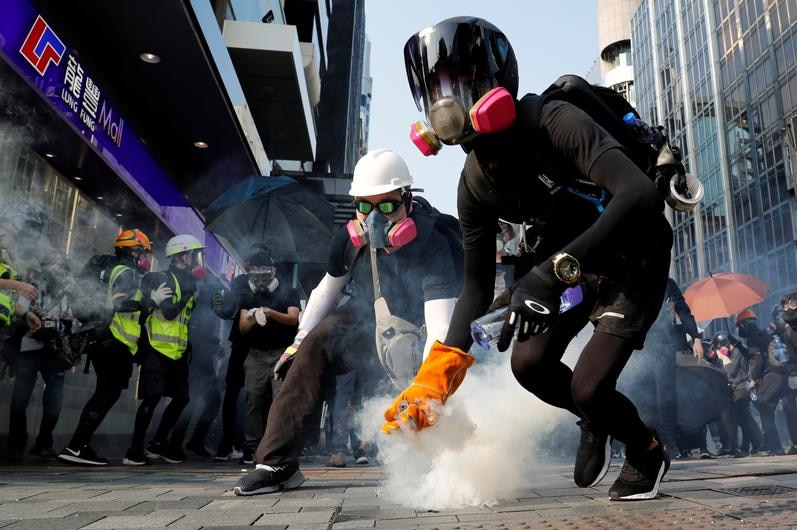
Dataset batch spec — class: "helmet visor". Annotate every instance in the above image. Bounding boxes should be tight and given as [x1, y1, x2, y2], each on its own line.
[404, 18, 512, 117]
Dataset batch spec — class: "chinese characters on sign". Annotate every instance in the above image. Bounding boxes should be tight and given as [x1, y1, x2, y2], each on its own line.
[60, 52, 123, 147]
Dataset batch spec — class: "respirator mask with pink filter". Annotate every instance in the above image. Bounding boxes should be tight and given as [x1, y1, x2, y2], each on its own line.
[346, 197, 418, 251]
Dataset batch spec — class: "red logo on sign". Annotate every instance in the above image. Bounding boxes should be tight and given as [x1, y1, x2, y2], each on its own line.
[19, 15, 66, 76]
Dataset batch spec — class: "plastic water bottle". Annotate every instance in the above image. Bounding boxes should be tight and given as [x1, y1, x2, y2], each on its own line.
[747, 380, 758, 401]
[771, 335, 790, 365]
[622, 112, 657, 143]
[470, 285, 584, 350]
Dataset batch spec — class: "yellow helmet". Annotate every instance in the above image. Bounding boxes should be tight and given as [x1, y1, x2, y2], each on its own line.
[114, 229, 152, 252]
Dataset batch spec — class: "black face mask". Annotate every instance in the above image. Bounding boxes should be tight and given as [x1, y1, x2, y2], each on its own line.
[783, 309, 797, 327]
[737, 325, 748, 339]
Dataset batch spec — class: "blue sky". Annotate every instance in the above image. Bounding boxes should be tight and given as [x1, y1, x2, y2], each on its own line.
[364, 1, 600, 214]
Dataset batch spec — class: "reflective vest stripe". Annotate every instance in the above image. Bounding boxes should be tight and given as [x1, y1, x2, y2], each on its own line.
[145, 272, 192, 360]
[107, 264, 142, 355]
[0, 260, 19, 327]
[0, 292, 12, 326]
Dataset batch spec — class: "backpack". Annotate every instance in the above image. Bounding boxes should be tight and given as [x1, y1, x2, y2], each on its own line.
[79, 254, 121, 285]
[521, 74, 685, 202]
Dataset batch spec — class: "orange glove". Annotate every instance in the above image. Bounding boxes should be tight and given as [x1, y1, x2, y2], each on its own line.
[381, 341, 475, 433]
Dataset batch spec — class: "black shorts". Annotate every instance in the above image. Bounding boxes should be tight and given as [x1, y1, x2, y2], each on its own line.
[88, 338, 134, 390]
[136, 344, 189, 400]
[584, 230, 672, 349]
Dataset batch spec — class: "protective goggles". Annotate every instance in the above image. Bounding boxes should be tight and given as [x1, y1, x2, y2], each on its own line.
[355, 199, 404, 216]
[249, 265, 276, 276]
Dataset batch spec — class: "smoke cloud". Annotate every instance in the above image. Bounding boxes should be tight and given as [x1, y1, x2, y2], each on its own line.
[358, 326, 591, 510]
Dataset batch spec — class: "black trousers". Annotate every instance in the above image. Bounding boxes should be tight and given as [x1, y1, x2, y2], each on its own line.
[255, 309, 382, 465]
[69, 339, 133, 450]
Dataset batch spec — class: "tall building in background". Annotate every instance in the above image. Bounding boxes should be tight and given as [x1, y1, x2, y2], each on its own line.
[597, 0, 641, 105]
[632, 0, 797, 308]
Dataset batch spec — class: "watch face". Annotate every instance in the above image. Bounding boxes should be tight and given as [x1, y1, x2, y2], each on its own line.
[557, 257, 579, 282]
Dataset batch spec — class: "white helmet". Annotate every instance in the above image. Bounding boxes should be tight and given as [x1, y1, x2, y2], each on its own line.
[349, 149, 413, 197]
[165, 234, 206, 257]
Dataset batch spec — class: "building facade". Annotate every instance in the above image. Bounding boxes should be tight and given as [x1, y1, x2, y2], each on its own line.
[0, 0, 369, 456]
[632, 0, 797, 310]
[598, 0, 642, 106]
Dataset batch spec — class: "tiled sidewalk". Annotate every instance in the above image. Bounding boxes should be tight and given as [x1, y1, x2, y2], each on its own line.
[0, 455, 796, 528]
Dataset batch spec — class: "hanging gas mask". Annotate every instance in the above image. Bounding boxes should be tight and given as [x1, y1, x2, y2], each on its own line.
[410, 87, 516, 156]
[346, 210, 417, 251]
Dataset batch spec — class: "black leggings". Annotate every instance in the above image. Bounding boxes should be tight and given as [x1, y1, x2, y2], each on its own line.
[510, 302, 652, 450]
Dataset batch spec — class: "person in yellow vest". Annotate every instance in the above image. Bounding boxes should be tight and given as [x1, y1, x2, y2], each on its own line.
[0, 203, 44, 378]
[57, 229, 152, 466]
[124, 234, 205, 465]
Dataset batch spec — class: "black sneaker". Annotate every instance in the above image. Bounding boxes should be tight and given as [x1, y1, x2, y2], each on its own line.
[353, 447, 370, 465]
[29, 446, 57, 459]
[573, 420, 612, 487]
[239, 455, 254, 465]
[58, 446, 109, 466]
[609, 431, 670, 501]
[123, 448, 151, 466]
[699, 450, 712, 459]
[233, 462, 305, 496]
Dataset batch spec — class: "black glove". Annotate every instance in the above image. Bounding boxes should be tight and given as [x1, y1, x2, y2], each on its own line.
[211, 290, 224, 312]
[497, 267, 563, 352]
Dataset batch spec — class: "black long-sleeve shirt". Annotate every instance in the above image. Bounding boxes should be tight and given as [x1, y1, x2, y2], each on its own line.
[141, 266, 196, 320]
[446, 99, 671, 349]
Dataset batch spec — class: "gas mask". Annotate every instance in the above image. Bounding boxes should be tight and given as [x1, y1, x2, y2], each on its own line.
[184, 250, 206, 280]
[130, 249, 151, 273]
[784, 309, 797, 328]
[248, 266, 277, 292]
[410, 87, 516, 156]
[346, 210, 417, 251]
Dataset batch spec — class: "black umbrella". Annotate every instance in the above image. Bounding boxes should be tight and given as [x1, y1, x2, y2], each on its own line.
[675, 355, 732, 430]
[205, 176, 335, 264]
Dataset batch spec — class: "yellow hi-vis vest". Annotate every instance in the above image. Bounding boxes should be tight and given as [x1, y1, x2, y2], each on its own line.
[145, 272, 193, 360]
[107, 264, 142, 355]
[0, 261, 20, 327]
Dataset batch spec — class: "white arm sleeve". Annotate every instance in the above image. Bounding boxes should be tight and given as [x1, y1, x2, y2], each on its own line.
[294, 272, 350, 343]
[422, 297, 458, 360]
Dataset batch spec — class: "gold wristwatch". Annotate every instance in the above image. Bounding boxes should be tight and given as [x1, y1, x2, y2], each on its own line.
[552, 252, 581, 285]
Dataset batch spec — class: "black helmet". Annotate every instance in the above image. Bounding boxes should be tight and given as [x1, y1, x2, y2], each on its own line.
[711, 332, 730, 349]
[404, 17, 518, 145]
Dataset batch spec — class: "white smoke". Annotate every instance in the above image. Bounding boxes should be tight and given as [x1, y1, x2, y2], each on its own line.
[358, 326, 591, 510]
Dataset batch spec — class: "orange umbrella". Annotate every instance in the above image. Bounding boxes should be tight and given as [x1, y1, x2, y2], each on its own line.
[683, 272, 769, 322]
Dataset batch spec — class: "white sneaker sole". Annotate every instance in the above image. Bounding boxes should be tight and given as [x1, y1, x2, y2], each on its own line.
[233, 470, 306, 496]
[612, 460, 667, 501]
[586, 436, 613, 487]
[57, 453, 108, 466]
[122, 458, 149, 466]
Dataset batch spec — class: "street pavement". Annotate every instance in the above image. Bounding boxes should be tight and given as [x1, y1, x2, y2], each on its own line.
[1, 454, 797, 529]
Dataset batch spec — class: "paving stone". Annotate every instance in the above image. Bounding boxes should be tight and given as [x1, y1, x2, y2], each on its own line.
[253, 509, 337, 525]
[373, 515, 458, 528]
[0, 500, 76, 519]
[0, 513, 106, 529]
[332, 520, 376, 529]
[79, 512, 185, 528]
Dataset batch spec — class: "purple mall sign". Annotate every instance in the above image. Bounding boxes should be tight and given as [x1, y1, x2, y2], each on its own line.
[0, 0, 231, 275]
